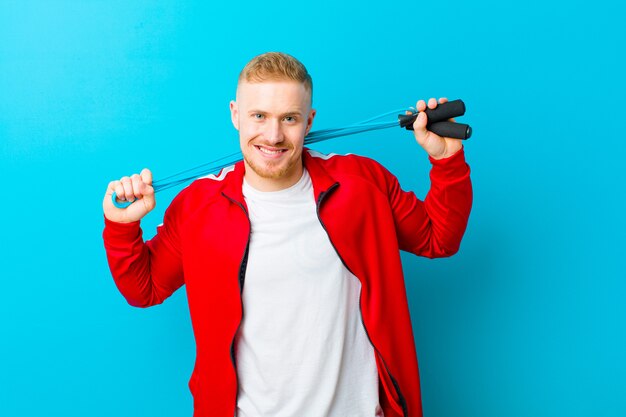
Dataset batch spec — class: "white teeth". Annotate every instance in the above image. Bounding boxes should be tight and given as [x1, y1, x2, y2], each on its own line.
[257, 146, 283, 155]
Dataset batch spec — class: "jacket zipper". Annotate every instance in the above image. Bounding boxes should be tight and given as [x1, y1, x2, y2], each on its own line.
[315, 184, 409, 417]
[222, 192, 251, 417]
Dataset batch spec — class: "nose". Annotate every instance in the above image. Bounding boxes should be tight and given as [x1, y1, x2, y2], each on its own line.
[265, 118, 284, 145]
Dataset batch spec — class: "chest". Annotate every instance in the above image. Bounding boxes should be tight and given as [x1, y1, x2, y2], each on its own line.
[245, 194, 340, 278]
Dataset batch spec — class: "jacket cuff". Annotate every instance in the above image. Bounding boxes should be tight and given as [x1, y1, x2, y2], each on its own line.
[428, 146, 469, 180]
[103, 215, 142, 241]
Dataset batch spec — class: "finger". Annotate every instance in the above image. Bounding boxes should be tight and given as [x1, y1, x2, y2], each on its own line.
[130, 174, 144, 199]
[412, 111, 429, 144]
[428, 97, 437, 109]
[120, 176, 135, 202]
[114, 180, 126, 202]
[439, 97, 448, 104]
[140, 168, 153, 186]
[140, 169, 155, 198]
[416, 99, 426, 112]
[106, 180, 119, 197]
[143, 183, 155, 197]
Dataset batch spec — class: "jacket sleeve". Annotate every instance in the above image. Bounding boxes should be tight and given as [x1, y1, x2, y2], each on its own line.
[387, 147, 473, 258]
[102, 193, 185, 308]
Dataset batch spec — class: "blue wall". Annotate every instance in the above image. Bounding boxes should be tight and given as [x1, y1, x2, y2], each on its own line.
[1, 1, 624, 416]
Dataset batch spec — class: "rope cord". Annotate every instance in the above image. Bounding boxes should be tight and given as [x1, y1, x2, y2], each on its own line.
[111, 106, 422, 208]
[111, 99, 471, 207]
[151, 107, 414, 193]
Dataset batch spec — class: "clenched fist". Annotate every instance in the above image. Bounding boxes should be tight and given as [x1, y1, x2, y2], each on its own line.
[103, 168, 156, 223]
[411, 97, 463, 160]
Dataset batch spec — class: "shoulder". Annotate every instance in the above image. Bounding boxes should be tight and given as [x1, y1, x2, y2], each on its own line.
[166, 163, 239, 213]
[305, 148, 396, 182]
[188, 164, 238, 191]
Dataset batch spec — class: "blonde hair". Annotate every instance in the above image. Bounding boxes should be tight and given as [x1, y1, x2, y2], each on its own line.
[238, 52, 313, 100]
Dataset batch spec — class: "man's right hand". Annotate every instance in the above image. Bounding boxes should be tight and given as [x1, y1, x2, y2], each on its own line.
[103, 168, 156, 223]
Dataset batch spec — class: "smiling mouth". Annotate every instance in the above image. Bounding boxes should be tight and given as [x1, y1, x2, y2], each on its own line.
[254, 145, 288, 156]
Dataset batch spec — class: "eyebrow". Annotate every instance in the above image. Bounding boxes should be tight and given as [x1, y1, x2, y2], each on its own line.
[247, 109, 304, 117]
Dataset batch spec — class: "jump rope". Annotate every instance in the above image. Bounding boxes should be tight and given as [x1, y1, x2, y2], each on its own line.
[112, 99, 472, 208]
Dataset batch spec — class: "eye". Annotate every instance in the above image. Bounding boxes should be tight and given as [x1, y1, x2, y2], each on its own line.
[253, 113, 264, 120]
[284, 116, 297, 123]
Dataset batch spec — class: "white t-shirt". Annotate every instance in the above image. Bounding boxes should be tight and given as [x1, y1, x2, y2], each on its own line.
[236, 168, 383, 417]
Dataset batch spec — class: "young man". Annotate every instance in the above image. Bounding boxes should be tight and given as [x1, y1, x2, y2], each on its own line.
[102, 52, 472, 417]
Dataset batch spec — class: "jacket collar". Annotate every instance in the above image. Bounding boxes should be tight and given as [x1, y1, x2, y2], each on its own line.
[221, 159, 247, 205]
[302, 147, 339, 202]
[221, 147, 339, 205]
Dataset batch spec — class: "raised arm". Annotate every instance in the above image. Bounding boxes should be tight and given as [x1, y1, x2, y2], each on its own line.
[390, 97, 473, 257]
[102, 168, 184, 307]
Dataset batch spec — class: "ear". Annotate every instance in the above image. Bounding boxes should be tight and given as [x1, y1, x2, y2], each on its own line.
[305, 108, 316, 136]
[229, 100, 239, 131]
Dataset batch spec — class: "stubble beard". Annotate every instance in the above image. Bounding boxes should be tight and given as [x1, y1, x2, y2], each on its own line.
[243, 147, 301, 180]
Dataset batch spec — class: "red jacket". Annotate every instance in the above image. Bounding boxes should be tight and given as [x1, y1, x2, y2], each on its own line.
[103, 147, 472, 417]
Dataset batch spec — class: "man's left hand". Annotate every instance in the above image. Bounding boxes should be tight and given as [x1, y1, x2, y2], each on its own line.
[411, 97, 463, 160]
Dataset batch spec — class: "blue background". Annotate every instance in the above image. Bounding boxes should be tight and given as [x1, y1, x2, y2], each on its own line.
[1, 0, 624, 416]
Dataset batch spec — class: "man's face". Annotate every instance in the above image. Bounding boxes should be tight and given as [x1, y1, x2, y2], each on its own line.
[230, 80, 315, 190]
